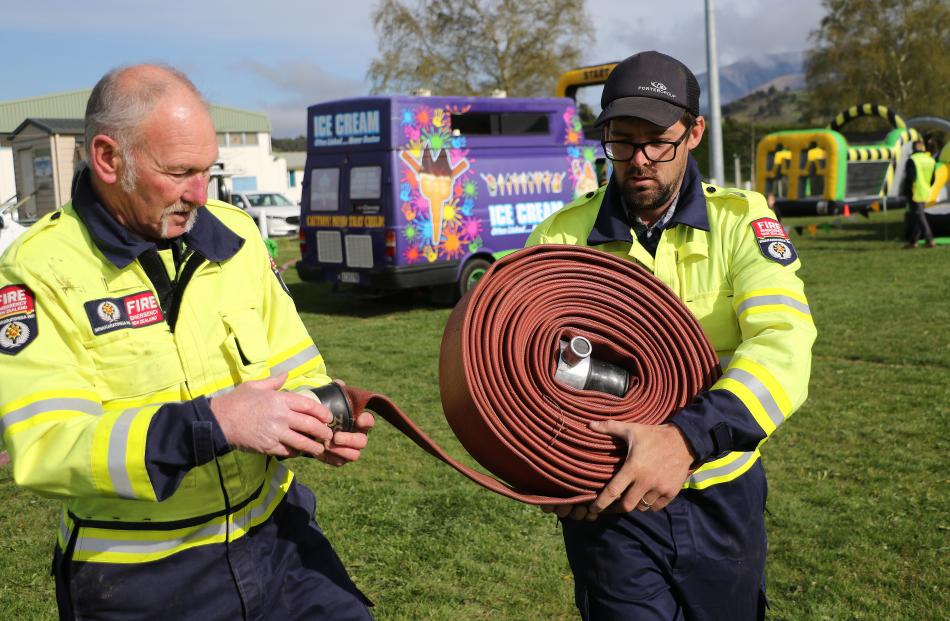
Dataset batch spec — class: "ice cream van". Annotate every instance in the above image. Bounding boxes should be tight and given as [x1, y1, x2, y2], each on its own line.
[295, 96, 603, 300]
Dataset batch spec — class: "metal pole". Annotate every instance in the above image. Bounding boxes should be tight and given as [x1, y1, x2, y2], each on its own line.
[705, 0, 725, 185]
[734, 153, 741, 187]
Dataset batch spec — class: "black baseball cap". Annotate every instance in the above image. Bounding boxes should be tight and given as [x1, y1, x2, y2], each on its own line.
[595, 51, 701, 128]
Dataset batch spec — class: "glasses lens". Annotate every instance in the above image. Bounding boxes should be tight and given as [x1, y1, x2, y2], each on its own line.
[605, 142, 633, 161]
[643, 141, 676, 163]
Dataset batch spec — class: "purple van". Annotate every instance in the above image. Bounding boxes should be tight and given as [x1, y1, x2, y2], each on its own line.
[295, 96, 603, 299]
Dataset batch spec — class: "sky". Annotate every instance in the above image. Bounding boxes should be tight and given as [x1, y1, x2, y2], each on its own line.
[1, 0, 826, 137]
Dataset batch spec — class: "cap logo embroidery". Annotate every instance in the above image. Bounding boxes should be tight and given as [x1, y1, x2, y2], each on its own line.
[638, 84, 676, 98]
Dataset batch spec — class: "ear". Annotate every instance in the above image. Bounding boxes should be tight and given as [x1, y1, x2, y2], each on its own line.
[686, 116, 706, 150]
[88, 134, 122, 185]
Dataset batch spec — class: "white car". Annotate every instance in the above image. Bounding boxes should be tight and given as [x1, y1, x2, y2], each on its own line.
[229, 192, 300, 237]
[0, 201, 29, 258]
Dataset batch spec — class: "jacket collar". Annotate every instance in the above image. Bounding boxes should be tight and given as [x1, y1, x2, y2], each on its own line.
[71, 166, 244, 269]
[587, 155, 710, 246]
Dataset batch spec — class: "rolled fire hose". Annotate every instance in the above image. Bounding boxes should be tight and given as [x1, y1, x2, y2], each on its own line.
[319, 245, 721, 505]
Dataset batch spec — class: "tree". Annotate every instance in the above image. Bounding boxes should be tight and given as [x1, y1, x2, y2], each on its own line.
[368, 0, 591, 98]
[804, 0, 950, 121]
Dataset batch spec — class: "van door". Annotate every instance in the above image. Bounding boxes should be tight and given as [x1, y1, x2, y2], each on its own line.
[337, 151, 388, 285]
[297, 153, 345, 283]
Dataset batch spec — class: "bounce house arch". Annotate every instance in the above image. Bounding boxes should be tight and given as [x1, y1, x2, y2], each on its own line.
[828, 103, 906, 133]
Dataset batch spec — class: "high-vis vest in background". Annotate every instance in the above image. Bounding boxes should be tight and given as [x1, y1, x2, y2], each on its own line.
[910, 151, 936, 203]
[0, 193, 331, 566]
[527, 157, 817, 489]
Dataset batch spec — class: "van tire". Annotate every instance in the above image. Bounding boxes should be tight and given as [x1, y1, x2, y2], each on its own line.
[459, 257, 491, 297]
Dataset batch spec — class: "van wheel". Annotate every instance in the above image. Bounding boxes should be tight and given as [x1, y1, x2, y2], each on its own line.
[459, 257, 491, 297]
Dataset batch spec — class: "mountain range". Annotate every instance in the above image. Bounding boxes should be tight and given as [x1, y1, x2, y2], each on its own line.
[695, 50, 805, 112]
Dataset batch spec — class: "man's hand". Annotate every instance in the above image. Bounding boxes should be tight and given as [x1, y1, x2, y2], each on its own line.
[210, 373, 334, 458]
[316, 410, 375, 467]
[540, 422, 695, 521]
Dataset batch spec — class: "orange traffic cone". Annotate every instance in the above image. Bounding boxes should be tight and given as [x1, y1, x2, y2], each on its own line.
[843, 204, 851, 217]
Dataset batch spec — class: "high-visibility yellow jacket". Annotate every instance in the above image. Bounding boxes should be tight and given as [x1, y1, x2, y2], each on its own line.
[0, 175, 331, 565]
[527, 157, 816, 489]
[909, 151, 936, 203]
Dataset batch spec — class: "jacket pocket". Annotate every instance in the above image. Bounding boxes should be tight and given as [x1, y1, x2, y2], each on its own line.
[221, 308, 271, 381]
[684, 288, 739, 353]
[87, 328, 185, 401]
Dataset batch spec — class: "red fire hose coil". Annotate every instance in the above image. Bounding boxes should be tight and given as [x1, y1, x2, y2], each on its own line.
[344, 244, 721, 505]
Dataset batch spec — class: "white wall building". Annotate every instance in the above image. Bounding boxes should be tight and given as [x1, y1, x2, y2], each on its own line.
[278, 151, 306, 204]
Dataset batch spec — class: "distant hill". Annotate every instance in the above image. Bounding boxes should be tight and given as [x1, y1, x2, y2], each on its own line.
[722, 84, 809, 125]
[696, 51, 806, 118]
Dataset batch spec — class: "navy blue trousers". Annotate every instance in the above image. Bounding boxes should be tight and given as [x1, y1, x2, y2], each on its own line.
[562, 461, 769, 621]
[54, 481, 372, 621]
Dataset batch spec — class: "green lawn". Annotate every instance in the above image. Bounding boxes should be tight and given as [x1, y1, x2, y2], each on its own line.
[2, 210, 948, 620]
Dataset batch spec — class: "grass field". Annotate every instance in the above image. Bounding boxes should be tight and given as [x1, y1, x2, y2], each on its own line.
[1, 209, 948, 620]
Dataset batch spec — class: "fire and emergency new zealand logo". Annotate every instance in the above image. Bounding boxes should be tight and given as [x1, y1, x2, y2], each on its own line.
[751, 217, 798, 266]
[84, 291, 164, 335]
[0, 284, 38, 355]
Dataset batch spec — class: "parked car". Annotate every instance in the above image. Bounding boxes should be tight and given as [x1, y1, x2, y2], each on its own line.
[229, 191, 300, 237]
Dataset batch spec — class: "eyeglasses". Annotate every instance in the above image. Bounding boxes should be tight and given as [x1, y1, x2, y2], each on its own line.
[602, 124, 693, 163]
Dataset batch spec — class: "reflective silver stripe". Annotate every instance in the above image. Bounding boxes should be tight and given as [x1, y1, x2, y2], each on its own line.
[270, 345, 321, 377]
[736, 294, 810, 317]
[60, 516, 71, 544]
[723, 367, 784, 427]
[108, 409, 138, 499]
[77, 518, 228, 555]
[686, 451, 757, 485]
[73, 462, 288, 556]
[0, 397, 102, 433]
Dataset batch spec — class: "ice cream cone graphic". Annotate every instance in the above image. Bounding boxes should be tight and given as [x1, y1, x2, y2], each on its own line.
[400, 144, 469, 244]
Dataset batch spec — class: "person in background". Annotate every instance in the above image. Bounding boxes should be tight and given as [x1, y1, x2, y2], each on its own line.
[527, 50, 816, 620]
[903, 138, 937, 249]
[0, 64, 375, 620]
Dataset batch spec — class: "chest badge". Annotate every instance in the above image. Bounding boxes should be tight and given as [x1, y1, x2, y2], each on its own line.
[0, 284, 38, 355]
[751, 218, 798, 266]
[84, 290, 165, 335]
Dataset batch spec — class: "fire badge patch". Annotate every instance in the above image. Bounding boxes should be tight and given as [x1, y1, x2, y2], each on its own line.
[0, 284, 38, 355]
[751, 218, 798, 266]
[84, 291, 164, 335]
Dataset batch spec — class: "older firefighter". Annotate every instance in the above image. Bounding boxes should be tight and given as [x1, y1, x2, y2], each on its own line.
[0, 64, 374, 620]
[528, 51, 816, 620]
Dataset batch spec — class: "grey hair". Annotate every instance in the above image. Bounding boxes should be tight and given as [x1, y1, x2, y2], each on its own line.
[84, 64, 207, 187]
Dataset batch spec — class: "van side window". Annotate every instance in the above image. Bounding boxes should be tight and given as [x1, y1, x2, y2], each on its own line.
[451, 113, 493, 135]
[499, 112, 549, 135]
[450, 112, 550, 136]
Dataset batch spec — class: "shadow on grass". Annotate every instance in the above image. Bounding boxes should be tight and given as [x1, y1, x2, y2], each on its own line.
[287, 281, 452, 318]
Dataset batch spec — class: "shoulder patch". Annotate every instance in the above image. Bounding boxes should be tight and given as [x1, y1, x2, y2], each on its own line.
[751, 218, 797, 266]
[0, 285, 38, 354]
